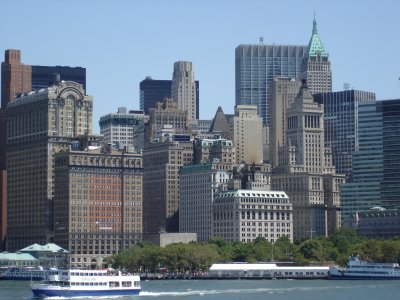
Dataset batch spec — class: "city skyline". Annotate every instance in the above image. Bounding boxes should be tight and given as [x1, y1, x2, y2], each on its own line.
[1, 0, 399, 132]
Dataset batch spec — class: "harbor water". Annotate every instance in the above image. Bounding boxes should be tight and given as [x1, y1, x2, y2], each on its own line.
[1, 279, 399, 300]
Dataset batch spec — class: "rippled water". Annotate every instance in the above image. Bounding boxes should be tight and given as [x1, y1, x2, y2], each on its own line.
[1, 279, 399, 300]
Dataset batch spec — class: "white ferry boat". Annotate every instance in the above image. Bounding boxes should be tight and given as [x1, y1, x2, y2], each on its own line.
[2, 266, 48, 281]
[30, 269, 140, 298]
[329, 255, 400, 280]
[208, 263, 330, 279]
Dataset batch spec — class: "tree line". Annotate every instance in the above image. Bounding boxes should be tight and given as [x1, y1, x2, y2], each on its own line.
[110, 228, 400, 275]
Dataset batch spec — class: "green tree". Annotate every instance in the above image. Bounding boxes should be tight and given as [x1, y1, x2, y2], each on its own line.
[298, 239, 324, 261]
[380, 240, 399, 262]
[232, 242, 254, 262]
[274, 236, 297, 261]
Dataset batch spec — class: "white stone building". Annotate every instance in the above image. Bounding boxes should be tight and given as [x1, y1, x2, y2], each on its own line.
[212, 190, 293, 243]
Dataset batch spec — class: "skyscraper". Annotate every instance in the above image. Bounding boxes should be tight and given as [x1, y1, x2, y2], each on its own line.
[31, 65, 86, 92]
[54, 148, 142, 268]
[271, 81, 345, 241]
[1, 49, 87, 251]
[1, 49, 87, 107]
[1, 49, 32, 108]
[171, 61, 198, 126]
[146, 98, 189, 143]
[268, 77, 301, 167]
[6, 81, 93, 251]
[235, 44, 307, 125]
[314, 90, 376, 181]
[231, 105, 263, 164]
[300, 17, 332, 95]
[140, 76, 200, 117]
[341, 99, 400, 220]
[139, 77, 172, 115]
[180, 162, 231, 242]
[99, 107, 145, 152]
[143, 140, 193, 234]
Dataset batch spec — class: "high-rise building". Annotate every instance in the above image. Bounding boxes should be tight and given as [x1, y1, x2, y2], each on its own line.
[140, 76, 199, 117]
[271, 81, 345, 241]
[171, 61, 198, 125]
[235, 44, 307, 125]
[314, 90, 376, 181]
[180, 162, 231, 242]
[300, 17, 332, 95]
[268, 77, 301, 167]
[53, 148, 142, 268]
[99, 107, 145, 152]
[1, 49, 86, 107]
[1, 49, 32, 108]
[142, 140, 193, 234]
[139, 77, 172, 115]
[31, 65, 86, 92]
[212, 190, 293, 243]
[1, 49, 87, 251]
[6, 81, 93, 251]
[341, 99, 400, 220]
[146, 98, 189, 143]
[231, 105, 263, 164]
[1, 49, 32, 249]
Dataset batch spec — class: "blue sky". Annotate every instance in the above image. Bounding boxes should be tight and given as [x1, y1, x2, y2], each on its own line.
[2, 0, 399, 132]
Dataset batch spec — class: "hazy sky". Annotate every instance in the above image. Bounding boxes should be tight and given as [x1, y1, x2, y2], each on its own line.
[2, 0, 399, 132]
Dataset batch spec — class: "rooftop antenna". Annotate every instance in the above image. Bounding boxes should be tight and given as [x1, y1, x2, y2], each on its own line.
[259, 36, 264, 45]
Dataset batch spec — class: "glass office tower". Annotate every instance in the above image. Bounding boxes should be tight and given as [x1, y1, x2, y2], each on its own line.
[31, 65, 86, 92]
[235, 44, 307, 126]
[341, 99, 400, 220]
[314, 90, 376, 181]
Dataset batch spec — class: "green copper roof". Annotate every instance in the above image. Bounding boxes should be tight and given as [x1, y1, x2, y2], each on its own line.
[307, 16, 328, 57]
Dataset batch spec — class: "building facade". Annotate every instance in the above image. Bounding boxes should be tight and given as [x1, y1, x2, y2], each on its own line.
[235, 44, 307, 126]
[53, 148, 142, 268]
[139, 76, 199, 117]
[180, 163, 231, 242]
[231, 105, 263, 164]
[6, 81, 93, 251]
[31, 65, 86, 92]
[147, 98, 189, 143]
[99, 107, 145, 152]
[300, 17, 332, 95]
[341, 99, 400, 220]
[143, 140, 193, 234]
[271, 81, 345, 241]
[314, 90, 376, 181]
[171, 61, 198, 126]
[212, 190, 293, 243]
[193, 138, 236, 167]
[1, 49, 32, 108]
[139, 77, 172, 115]
[268, 77, 301, 167]
[346, 207, 400, 239]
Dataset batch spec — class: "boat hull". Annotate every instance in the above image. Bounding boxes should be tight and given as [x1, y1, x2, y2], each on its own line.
[31, 287, 140, 298]
[4, 275, 45, 281]
[330, 274, 400, 280]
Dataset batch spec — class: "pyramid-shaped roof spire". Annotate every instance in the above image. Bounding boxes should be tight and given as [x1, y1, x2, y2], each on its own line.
[209, 106, 230, 137]
[307, 15, 328, 57]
